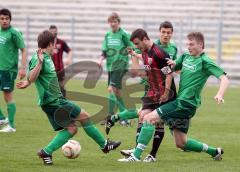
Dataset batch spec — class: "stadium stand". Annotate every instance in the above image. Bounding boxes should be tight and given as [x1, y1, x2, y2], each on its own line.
[1, 0, 240, 83]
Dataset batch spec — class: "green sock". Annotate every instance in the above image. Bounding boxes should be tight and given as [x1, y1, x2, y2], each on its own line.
[116, 97, 126, 112]
[0, 108, 5, 120]
[111, 109, 138, 123]
[183, 138, 217, 156]
[133, 122, 155, 159]
[82, 121, 106, 149]
[7, 102, 16, 128]
[43, 129, 73, 155]
[119, 109, 138, 120]
[108, 93, 117, 114]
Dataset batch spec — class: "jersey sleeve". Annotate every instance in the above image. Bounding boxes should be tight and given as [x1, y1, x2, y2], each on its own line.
[174, 53, 186, 71]
[153, 47, 173, 74]
[172, 46, 178, 60]
[12, 29, 25, 49]
[63, 41, 71, 53]
[122, 32, 135, 48]
[28, 54, 39, 71]
[202, 56, 225, 78]
[102, 33, 108, 52]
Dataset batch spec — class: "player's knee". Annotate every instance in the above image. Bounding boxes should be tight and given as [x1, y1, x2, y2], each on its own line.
[79, 111, 90, 123]
[3, 92, 13, 102]
[107, 86, 113, 93]
[142, 115, 155, 125]
[67, 125, 78, 135]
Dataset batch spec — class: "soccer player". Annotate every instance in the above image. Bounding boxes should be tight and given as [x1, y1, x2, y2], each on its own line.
[0, 8, 27, 132]
[16, 30, 121, 165]
[106, 28, 177, 162]
[155, 21, 177, 60]
[49, 25, 72, 97]
[98, 12, 134, 125]
[119, 31, 229, 162]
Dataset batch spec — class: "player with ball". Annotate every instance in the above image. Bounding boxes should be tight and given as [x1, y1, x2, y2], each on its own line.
[17, 30, 121, 165]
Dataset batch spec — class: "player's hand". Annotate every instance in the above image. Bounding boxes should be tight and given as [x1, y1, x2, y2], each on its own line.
[97, 57, 104, 68]
[214, 94, 225, 104]
[127, 47, 135, 56]
[18, 68, 26, 80]
[167, 59, 176, 69]
[37, 48, 44, 63]
[16, 80, 30, 89]
[159, 92, 169, 103]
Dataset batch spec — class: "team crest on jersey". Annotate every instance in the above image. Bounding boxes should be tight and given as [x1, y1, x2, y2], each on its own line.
[147, 58, 153, 65]
[143, 65, 151, 71]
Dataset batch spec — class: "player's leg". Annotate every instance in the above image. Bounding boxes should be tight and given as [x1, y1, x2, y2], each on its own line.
[144, 121, 164, 162]
[173, 129, 224, 160]
[57, 70, 66, 97]
[159, 99, 224, 160]
[105, 108, 138, 135]
[75, 109, 121, 153]
[38, 104, 79, 165]
[0, 71, 17, 132]
[114, 69, 127, 113]
[118, 110, 159, 162]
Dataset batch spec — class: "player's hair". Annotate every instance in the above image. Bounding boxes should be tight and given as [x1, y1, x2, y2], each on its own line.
[0, 8, 12, 21]
[107, 12, 121, 23]
[159, 21, 173, 31]
[187, 32, 205, 49]
[49, 25, 57, 30]
[37, 30, 55, 48]
[130, 28, 150, 41]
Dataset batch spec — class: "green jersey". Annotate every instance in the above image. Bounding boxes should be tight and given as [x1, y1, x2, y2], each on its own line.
[155, 39, 177, 60]
[175, 52, 225, 107]
[28, 52, 62, 106]
[0, 26, 25, 72]
[102, 27, 134, 71]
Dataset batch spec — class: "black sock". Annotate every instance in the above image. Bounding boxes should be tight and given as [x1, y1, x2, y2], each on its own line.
[135, 122, 142, 147]
[149, 126, 164, 157]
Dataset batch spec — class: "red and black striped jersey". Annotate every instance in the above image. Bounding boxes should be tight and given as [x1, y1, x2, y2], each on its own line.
[51, 38, 71, 72]
[142, 43, 172, 102]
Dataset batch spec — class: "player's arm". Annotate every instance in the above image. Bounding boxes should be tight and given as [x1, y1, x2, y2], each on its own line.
[214, 74, 229, 104]
[160, 67, 174, 103]
[18, 47, 27, 79]
[158, 51, 174, 102]
[28, 49, 44, 83]
[63, 42, 72, 66]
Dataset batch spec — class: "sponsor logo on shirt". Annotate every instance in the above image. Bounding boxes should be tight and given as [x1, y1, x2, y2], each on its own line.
[0, 36, 7, 44]
[182, 60, 196, 72]
[107, 37, 121, 46]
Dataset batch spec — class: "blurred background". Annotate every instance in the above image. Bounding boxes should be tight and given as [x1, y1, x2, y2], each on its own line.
[1, 0, 240, 84]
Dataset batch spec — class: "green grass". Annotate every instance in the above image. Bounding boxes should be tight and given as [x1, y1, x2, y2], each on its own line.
[0, 80, 239, 172]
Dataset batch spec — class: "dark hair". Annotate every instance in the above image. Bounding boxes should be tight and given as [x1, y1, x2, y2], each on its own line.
[187, 32, 205, 49]
[0, 8, 12, 21]
[159, 21, 173, 31]
[130, 28, 150, 41]
[37, 30, 55, 48]
[108, 12, 121, 23]
[49, 25, 57, 30]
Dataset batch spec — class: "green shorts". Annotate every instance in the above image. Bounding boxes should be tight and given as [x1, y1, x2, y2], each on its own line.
[0, 70, 17, 92]
[108, 70, 127, 89]
[156, 99, 197, 133]
[41, 98, 81, 131]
